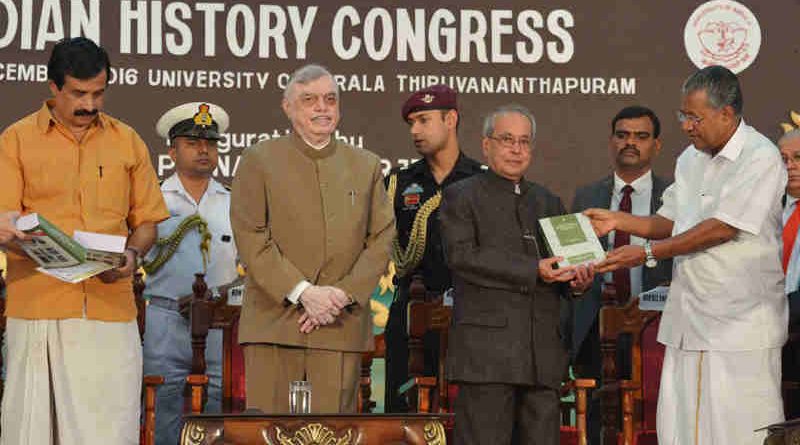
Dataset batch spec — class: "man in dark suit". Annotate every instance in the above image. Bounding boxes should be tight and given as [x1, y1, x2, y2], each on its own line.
[569, 106, 672, 443]
[440, 104, 594, 445]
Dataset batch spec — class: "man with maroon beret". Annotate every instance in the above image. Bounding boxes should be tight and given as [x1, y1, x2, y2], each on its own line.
[383, 84, 485, 412]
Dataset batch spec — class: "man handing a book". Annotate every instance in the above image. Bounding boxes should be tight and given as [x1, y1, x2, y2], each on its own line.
[584, 66, 787, 445]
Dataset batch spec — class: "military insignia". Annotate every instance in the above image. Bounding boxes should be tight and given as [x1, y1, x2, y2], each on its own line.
[193, 103, 213, 127]
[421, 94, 435, 104]
[402, 183, 424, 209]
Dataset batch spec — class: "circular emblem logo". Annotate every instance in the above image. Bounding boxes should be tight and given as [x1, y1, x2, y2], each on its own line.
[684, 0, 761, 74]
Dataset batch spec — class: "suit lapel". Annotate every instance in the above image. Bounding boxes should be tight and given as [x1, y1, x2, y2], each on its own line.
[595, 176, 614, 250]
[651, 175, 669, 214]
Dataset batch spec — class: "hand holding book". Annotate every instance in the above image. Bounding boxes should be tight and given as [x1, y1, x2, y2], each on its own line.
[0, 211, 29, 246]
[15, 213, 128, 283]
[537, 256, 595, 295]
[97, 248, 137, 284]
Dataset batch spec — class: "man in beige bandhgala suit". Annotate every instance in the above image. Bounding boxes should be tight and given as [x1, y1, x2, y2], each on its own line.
[230, 64, 394, 414]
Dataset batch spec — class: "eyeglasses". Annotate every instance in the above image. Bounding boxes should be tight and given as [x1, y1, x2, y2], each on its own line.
[782, 153, 800, 167]
[676, 111, 703, 126]
[488, 134, 532, 151]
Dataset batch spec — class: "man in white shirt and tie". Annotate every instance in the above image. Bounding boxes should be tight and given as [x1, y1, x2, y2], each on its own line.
[570, 106, 672, 443]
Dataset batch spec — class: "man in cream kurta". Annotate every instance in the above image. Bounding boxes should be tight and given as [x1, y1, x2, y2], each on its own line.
[586, 65, 786, 444]
[231, 64, 394, 413]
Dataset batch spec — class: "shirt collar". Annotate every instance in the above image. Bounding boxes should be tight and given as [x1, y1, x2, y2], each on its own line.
[36, 100, 110, 133]
[787, 194, 799, 210]
[712, 118, 747, 161]
[612, 170, 653, 195]
[409, 151, 479, 179]
[484, 168, 529, 195]
[162, 173, 228, 197]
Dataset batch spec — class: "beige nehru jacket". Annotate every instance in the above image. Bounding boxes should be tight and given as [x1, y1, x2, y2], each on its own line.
[231, 133, 394, 353]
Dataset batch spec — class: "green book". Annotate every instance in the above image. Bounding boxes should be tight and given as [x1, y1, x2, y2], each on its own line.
[16, 213, 87, 268]
[16, 213, 126, 270]
[538, 213, 606, 268]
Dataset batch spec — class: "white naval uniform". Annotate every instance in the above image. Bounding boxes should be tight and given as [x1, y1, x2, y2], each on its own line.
[142, 174, 238, 445]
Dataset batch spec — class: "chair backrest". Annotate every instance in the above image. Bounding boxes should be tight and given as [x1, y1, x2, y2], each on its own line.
[406, 274, 451, 413]
[186, 273, 245, 414]
[599, 296, 663, 442]
[358, 332, 385, 413]
[209, 293, 243, 413]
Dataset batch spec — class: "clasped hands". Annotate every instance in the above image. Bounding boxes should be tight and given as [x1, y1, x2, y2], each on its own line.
[297, 285, 352, 334]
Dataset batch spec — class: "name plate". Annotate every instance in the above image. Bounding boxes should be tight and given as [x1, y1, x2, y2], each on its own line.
[639, 286, 669, 311]
[442, 288, 454, 307]
[227, 284, 245, 306]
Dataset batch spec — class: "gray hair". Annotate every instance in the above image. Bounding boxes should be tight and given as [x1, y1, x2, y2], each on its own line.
[482, 104, 537, 140]
[682, 65, 743, 116]
[779, 128, 800, 147]
[284, 64, 338, 100]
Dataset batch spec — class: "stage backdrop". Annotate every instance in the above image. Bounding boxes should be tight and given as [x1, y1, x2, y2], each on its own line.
[0, 0, 798, 196]
[1, 0, 799, 410]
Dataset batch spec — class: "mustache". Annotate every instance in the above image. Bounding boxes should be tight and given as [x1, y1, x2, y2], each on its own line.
[74, 109, 98, 116]
[619, 146, 640, 156]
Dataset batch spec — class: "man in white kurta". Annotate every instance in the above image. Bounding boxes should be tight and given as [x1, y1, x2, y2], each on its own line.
[585, 65, 787, 444]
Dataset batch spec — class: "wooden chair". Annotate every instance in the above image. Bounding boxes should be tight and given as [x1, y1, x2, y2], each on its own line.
[134, 272, 165, 445]
[139, 270, 245, 444]
[398, 274, 452, 413]
[358, 332, 386, 413]
[184, 273, 244, 414]
[559, 378, 598, 445]
[598, 289, 663, 445]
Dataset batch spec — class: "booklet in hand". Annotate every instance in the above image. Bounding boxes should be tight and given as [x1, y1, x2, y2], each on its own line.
[538, 213, 606, 268]
[15, 213, 126, 282]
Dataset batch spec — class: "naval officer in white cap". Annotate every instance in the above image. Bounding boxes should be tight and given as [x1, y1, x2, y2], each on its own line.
[142, 102, 242, 445]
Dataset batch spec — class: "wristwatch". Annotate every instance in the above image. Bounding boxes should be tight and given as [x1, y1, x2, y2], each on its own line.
[644, 241, 657, 268]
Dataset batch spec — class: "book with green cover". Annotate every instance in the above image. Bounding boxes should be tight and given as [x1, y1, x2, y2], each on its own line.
[16, 213, 126, 272]
[16, 213, 87, 268]
[538, 213, 606, 268]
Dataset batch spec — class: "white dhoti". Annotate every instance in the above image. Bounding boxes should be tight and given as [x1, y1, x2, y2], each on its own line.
[0, 317, 142, 445]
[657, 345, 784, 445]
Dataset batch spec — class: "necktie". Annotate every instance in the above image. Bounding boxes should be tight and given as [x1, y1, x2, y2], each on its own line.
[783, 203, 800, 273]
[613, 185, 634, 300]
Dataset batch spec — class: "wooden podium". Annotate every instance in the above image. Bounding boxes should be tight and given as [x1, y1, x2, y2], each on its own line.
[180, 413, 450, 445]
